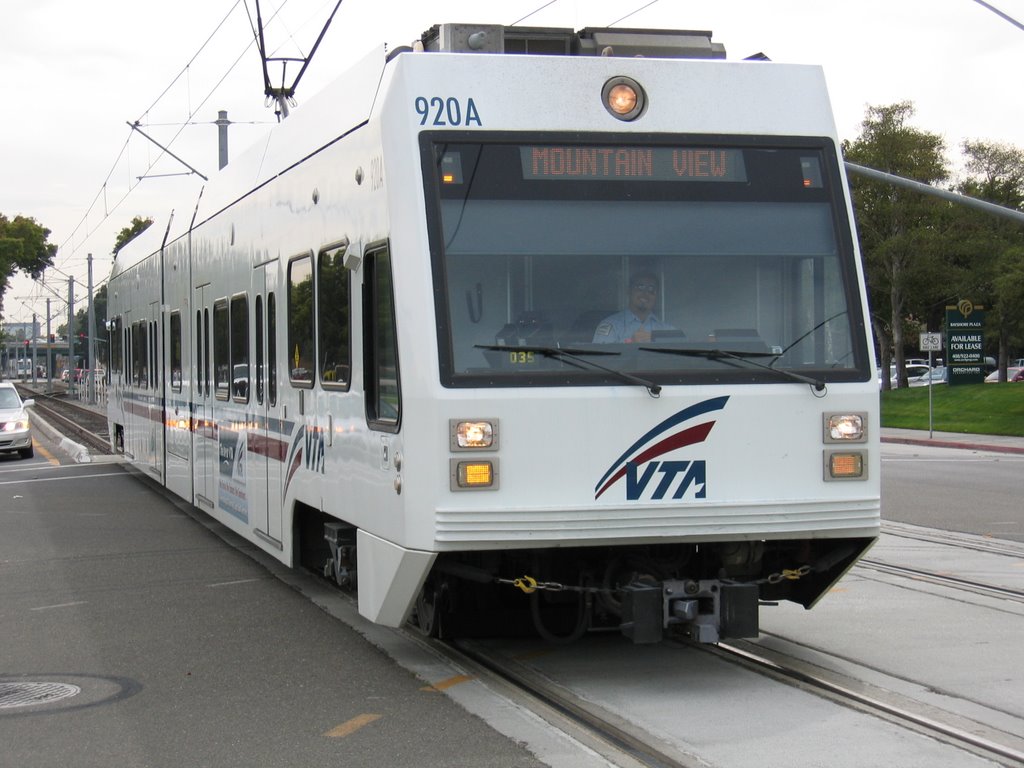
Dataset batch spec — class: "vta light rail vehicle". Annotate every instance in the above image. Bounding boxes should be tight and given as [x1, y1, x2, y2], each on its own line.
[106, 24, 880, 644]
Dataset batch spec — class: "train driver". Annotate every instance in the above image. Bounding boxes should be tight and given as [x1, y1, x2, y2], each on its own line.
[592, 271, 676, 343]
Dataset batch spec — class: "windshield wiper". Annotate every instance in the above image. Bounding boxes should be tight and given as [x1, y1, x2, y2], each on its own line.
[475, 344, 661, 397]
[640, 346, 825, 392]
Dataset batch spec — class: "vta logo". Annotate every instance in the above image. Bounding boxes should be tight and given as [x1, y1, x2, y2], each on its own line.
[626, 460, 706, 501]
[303, 424, 326, 474]
[594, 396, 727, 501]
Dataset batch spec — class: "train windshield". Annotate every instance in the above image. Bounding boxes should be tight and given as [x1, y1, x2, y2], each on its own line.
[422, 136, 870, 389]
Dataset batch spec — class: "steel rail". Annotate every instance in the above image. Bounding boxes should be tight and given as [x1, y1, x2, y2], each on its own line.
[711, 642, 1024, 766]
[857, 558, 1024, 603]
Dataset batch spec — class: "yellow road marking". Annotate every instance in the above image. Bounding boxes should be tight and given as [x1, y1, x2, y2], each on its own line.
[420, 673, 474, 692]
[34, 440, 60, 466]
[323, 713, 382, 738]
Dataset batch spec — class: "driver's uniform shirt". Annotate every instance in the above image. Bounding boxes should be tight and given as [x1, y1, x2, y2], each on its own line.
[592, 310, 672, 343]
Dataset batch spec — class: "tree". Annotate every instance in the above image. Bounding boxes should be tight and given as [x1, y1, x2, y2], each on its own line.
[113, 216, 153, 258]
[842, 102, 950, 388]
[0, 214, 57, 315]
[953, 140, 1024, 376]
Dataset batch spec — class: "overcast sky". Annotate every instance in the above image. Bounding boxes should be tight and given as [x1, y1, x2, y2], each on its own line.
[1, 0, 1021, 327]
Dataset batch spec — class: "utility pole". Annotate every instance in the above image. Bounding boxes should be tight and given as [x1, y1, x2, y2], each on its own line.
[87, 253, 96, 404]
[68, 276, 75, 394]
[46, 298, 53, 394]
[31, 313, 38, 384]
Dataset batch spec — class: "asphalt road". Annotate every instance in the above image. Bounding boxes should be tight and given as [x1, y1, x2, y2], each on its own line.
[0, 447, 556, 768]
[880, 441, 1024, 543]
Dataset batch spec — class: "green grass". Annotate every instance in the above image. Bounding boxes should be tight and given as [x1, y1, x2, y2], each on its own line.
[881, 383, 1024, 436]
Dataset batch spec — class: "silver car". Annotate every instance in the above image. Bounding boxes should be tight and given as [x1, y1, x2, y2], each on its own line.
[0, 382, 35, 459]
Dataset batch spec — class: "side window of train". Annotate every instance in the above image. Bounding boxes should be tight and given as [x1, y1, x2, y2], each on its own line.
[213, 299, 230, 399]
[204, 308, 211, 395]
[255, 295, 264, 404]
[317, 244, 350, 390]
[364, 243, 400, 429]
[137, 322, 149, 388]
[230, 293, 249, 402]
[196, 310, 204, 396]
[287, 253, 315, 387]
[150, 320, 158, 390]
[110, 317, 123, 376]
[169, 311, 182, 392]
[268, 292, 278, 406]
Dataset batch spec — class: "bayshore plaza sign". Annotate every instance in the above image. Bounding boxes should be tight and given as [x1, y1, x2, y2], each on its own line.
[946, 300, 985, 386]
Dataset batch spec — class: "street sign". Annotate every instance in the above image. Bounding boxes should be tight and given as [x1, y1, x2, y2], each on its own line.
[919, 332, 942, 352]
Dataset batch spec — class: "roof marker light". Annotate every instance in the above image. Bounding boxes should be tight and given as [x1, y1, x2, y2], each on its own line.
[602, 77, 646, 121]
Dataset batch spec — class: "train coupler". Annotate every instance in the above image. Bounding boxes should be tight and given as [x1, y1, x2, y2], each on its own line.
[619, 579, 759, 644]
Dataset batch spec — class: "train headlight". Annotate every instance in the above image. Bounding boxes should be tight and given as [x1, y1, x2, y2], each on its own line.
[823, 413, 866, 442]
[602, 77, 646, 121]
[450, 418, 498, 450]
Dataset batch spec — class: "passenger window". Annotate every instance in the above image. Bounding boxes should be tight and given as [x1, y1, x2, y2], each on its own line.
[196, 310, 204, 397]
[213, 299, 230, 399]
[230, 294, 249, 402]
[365, 244, 400, 429]
[317, 244, 351, 390]
[268, 292, 278, 406]
[138, 322, 148, 388]
[169, 311, 182, 391]
[287, 254, 314, 387]
[255, 295, 264, 405]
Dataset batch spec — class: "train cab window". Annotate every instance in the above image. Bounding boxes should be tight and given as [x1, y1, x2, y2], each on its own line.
[213, 299, 230, 399]
[425, 138, 869, 389]
[317, 245, 351, 390]
[268, 292, 278, 406]
[230, 294, 249, 402]
[287, 253, 315, 387]
[364, 244, 400, 429]
[169, 311, 182, 391]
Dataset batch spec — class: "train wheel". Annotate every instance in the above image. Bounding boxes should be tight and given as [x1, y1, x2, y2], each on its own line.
[414, 583, 444, 638]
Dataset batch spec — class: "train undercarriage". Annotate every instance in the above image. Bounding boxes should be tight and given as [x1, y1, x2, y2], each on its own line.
[301, 509, 873, 644]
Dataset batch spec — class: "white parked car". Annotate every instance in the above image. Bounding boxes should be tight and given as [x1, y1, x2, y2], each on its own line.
[909, 366, 947, 386]
[881, 364, 930, 389]
[0, 382, 35, 459]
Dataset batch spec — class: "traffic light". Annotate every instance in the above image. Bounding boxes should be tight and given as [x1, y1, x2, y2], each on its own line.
[49, 334, 55, 343]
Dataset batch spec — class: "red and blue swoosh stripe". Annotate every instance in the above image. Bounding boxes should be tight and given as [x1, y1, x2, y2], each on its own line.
[594, 396, 728, 499]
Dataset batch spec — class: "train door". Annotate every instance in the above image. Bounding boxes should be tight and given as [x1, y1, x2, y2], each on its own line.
[252, 263, 283, 546]
[193, 285, 215, 511]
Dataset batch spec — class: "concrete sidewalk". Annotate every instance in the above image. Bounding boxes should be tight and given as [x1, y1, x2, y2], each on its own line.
[881, 427, 1024, 455]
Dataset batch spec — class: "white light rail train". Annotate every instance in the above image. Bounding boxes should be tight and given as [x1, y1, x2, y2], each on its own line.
[107, 24, 880, 644]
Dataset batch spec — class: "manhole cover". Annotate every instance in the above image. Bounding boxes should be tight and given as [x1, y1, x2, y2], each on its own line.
[0, 682, 81, 710]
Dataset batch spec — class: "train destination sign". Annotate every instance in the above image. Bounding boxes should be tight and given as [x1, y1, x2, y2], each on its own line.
[520, 146, 748, 182]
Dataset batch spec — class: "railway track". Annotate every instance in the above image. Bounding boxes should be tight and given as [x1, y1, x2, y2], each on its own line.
[428, 628, 1024, 768]
[19, 386, 112, 455]
[711, 640, 1024, 767]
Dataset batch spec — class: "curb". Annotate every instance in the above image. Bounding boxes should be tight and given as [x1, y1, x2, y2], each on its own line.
[29, 409, 93, 463]
[881, 436, 1024, 456]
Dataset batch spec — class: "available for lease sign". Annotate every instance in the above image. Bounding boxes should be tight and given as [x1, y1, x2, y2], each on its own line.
[945, 300, 985, 386]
